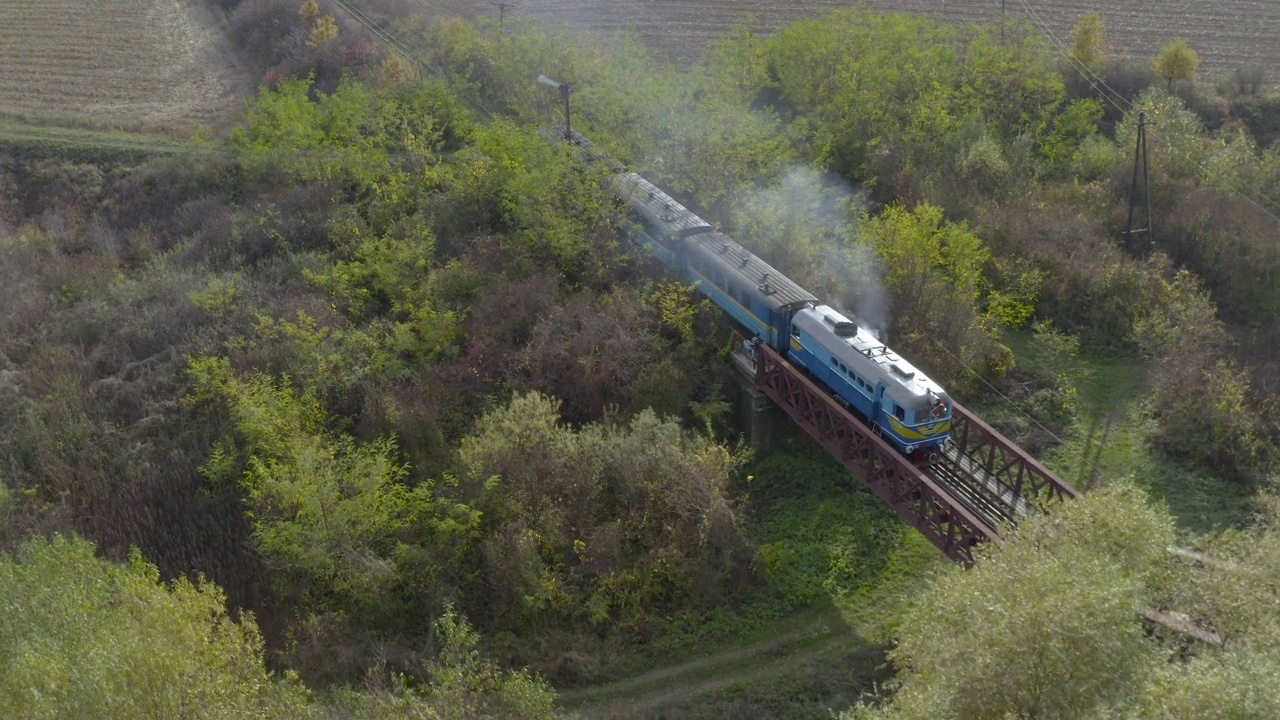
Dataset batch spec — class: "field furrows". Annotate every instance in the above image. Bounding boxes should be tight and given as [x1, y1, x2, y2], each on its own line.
[466, 0, 1280, 76]
[0, 0, 248, 125]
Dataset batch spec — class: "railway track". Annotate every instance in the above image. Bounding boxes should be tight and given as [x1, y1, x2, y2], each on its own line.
[920, 440, 1037, 529]
[923, 461, 1013, 530]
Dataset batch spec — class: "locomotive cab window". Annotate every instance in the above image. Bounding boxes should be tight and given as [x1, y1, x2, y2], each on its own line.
[894, 405, 906, 421]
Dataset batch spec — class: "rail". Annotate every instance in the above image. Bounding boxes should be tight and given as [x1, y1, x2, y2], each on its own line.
[945, 403, 1082, 507]
[753, 344, 998, 564]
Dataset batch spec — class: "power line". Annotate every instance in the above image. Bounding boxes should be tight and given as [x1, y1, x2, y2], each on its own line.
[329, 0, 496, 122]
[490, 1, 513, 31]
[1012, 0, 1129, 115]
[926, 336, 1115, 489]
[1012, 0, 1280, 225]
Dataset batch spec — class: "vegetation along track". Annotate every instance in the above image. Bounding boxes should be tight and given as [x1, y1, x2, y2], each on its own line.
[473, 0, 1280, 76]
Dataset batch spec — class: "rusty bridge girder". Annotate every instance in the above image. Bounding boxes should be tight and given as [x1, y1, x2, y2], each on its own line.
[754, 344, 998, 564]
[946, 403, 1082, 507]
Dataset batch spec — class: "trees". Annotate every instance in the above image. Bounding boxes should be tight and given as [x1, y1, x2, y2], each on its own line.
[748, 11, 1069, 192]
[1154, 38, 1200, 90]
[844, 484, 1280, 719]
[317, 607, 562, 719]
[1070, 12, 1109, 69]
[189, 356, 481, 626]
[845, 484, 1168, 720]
[855, 203, 1030, 389]
[459, 392, 748, 635]
[0, 535, 309, 719]
[1132, 269, 1274, 478]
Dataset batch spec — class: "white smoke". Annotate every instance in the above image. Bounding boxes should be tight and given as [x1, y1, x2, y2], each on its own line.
[826, 240, 890, 342]
[733, 165, 891, 341]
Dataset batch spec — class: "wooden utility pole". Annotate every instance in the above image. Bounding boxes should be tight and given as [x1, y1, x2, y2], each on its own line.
[490, 1, 511, 31]
[1124, 111, 1153, 251]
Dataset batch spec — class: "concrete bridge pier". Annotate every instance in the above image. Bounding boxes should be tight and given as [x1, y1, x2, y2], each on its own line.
[726, 350, 786, 451]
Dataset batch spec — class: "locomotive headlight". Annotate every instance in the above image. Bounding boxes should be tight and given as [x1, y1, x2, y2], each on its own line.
[906, 444, 917, 454]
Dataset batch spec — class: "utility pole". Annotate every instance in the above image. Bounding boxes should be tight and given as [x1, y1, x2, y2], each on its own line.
[537, 74, 572, 139]
[490, 1, 511, 31]
[1124, 111, 1154, 252]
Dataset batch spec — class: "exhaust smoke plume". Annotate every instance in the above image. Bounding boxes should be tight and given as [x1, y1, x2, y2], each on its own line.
[733, 165, 890, 340]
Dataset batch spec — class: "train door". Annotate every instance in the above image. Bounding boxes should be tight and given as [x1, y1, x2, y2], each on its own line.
[871, 383, 886, 433]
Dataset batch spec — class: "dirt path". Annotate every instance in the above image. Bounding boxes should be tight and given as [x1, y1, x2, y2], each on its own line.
[558, 608, 871, 718]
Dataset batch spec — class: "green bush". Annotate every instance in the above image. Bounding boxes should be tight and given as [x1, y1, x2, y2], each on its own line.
[0, 535, 309, 719]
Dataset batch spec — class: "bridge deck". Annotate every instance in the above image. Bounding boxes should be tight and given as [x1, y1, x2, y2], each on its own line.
[753, 343, 999, 564]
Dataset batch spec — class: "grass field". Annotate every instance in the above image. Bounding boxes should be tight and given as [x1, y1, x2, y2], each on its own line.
[0, 0, 247, 128]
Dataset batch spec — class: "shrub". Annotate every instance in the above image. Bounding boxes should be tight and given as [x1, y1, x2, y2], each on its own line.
[0, 535, 309, 719]
[460, 392, 749, 634]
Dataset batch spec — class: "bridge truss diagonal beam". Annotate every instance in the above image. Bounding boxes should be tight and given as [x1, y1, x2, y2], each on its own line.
[946, 403, 1082, 509]
[753, 344, 998, 564]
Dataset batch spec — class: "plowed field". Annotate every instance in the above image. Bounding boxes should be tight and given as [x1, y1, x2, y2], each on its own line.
[463, 0, 1280, 76]
[0, 0, 246, 125]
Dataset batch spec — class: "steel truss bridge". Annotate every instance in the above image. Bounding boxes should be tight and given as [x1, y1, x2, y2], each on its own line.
[750, 343, 1080, 564]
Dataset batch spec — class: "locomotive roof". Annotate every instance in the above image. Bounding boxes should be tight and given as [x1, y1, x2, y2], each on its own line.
[615, 172, 713, 238]
[684, 231, 817, 310]
[793, 305, 950, 412]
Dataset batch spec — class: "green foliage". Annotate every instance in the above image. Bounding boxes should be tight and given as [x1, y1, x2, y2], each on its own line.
[744, 12, 1069, 186]
[189, 274, 245, 317]
[1154, 37, 1201, 89]
[847, 480, 1280, 719]
[320, 607, 561, 719]
[308, 15, 339, 51]
[1132, 270, 1274, 478]
[303, 214, 463, 373]
[189, 356, 481, 623]
[1037, 97, 1105, 172]
[645, 281, 700, 345]
[233, 75, 467, 231]
[857, 203, 1026, 388]
[413, 15, 795, 214]
[740, 452, 934, 620]
[1070, 13, 1109, 69]
[846, 485, 1171, 720]
[0, 535, 310, 719]
[459, 392, 746, 631]
[446, 120, 616, 277]
[1021, 319, 1084, 419]
[1116, 89, 1208, 181]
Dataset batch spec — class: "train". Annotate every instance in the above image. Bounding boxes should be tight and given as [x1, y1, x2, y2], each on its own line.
[557, 128, 953, 462]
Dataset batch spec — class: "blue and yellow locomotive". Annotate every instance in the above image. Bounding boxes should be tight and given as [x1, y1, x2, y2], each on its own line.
[564, 129, 954, 462]
[788, 305, 951, 458]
